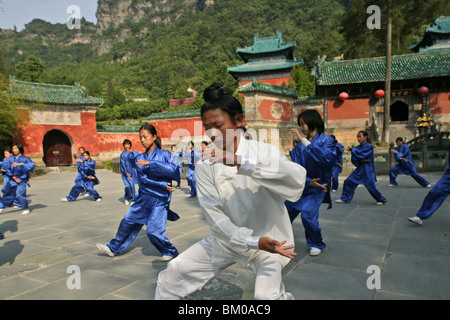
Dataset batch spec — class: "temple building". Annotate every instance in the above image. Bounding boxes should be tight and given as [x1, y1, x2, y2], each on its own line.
[310, 16, 450, 145]
[227, 30, 303, 87]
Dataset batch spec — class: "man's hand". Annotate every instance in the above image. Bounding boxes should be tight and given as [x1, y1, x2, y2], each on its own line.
[258, 237, 297, 259]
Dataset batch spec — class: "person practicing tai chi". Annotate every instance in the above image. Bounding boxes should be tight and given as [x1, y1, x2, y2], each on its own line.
[155, 83, 307, 300]
[336, 131, 387, 205]
[170, 145, 184, 188]
[389, 137, 431, 188]
[120, 139, 139, 205]
[330, 135, 345, 193]
[285, 110, 337, 256]
[185, 141, 200, 197]
[2, 143, 36, 215]
[408, 142, 449, 225]
[61, 151, 102, 202]
[97, 124, 180, 261]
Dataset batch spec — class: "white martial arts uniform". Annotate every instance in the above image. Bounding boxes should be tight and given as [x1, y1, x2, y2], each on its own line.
[156, 135, 307, 300]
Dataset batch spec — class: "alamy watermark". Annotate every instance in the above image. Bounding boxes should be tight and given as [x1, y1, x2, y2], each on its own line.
[366, 5, 381, 30]
[366, 265, 381, 290]
[67, 5, 81, 30]
[66, 265, 81, 289]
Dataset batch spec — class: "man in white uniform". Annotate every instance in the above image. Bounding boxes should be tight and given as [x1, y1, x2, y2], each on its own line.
[155, 83, 306, 300]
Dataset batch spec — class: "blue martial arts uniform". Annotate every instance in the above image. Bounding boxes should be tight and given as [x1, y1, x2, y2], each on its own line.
[65, 159, 102, 201]
[331, 142, 344, 191]
[186, 148, 200, 196]
[171, 151, 184, 188]
[285, 133, 337, 249]
[120, 150, 139, 202]
[2, 155, 36, 210]
[389, 143, 430, 187]
[415, 142, 450, 220]
[340, 142, 387, 204]
[107, 146, 180, 257]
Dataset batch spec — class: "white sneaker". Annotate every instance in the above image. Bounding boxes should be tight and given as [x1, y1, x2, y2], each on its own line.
[376, 202, 385, 205]
[96, 243, 115, 257]
[124, 200, 130, 206]
[61, 197, 68, 202]
[335, 199, 346, 203]
[21, 209, 30, 215]
[408, 216, 423, 225]
[425, 184, 432, 188]
[331, 189, 337, 193]
[186, 194, 196, 198]
[389, 184, 397, 187]
[161, 255, 174, 262]
[0, 208, 4, 213]
[309, 247, 321, 256]
[96, 198, 102, 202]
[83, 193, 91, 198]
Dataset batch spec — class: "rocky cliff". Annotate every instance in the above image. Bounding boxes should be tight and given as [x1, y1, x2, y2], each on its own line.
[96, 0, 214, 33]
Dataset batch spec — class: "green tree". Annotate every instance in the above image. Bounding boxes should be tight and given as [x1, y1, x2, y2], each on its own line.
[15, 55, 46, 82]
[0, 49, 21, 150]
[291, 65, 316, 97]
[341, 0, 450, 59]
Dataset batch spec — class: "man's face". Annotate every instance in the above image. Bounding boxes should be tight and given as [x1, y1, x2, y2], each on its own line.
[202, 108, 244, 151]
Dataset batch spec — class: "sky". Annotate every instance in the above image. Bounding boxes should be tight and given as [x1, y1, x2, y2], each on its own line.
[0, 0, 98, 31]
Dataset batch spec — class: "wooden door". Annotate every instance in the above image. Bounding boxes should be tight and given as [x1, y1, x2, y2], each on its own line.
[43, 130, 72, 166]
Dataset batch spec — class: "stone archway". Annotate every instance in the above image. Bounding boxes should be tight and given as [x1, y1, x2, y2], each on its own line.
[43, 129, 73, 166]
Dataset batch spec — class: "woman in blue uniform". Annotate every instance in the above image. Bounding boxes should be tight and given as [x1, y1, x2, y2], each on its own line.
[120, 139, 139, 205]
[408, 142, 450, 225]
[389, 137, 430, 188]
[185, 141, 200, 197]
[2, 143, 36, 215]
[336, 131, 387, 205]
[97, 124, 180, 261]
[330, 135, 345, 193]
[285, 110, 337, 256]
[61, 151, 102, 202]
[170, 145, 184, 188]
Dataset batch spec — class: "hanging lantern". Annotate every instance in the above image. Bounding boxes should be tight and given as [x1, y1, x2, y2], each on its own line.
[417, 86, 429, 95]
[338, 92, 349, 100]
[374, 89, 385, 98]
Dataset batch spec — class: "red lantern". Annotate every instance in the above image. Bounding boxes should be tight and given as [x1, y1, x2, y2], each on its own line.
[338, 92, 349, 100]
[417, 86, 429, 95]
[374, 89, 385, 98]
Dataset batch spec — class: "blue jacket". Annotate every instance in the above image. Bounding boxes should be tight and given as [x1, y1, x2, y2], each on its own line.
[290, 133, 337, 208]
[347, 142, 377, 185]
[134, 146, 180, 198]
[5, 155, 36, 186]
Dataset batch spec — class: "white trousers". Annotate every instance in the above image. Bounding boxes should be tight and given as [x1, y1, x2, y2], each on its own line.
[155, 236, 293, 300]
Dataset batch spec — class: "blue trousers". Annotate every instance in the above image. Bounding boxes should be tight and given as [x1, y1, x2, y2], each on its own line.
[341, 179, 387, 203]
[122, 176, 137, 202]
[416, 171, 450, 220]
[285, 193, 326, 249]
[389, 165, 429, 187]
[107, 192, 179, 257]
[331, 168, 341, 191]
[66, 180, 101, 201]
[2, 181, 29, 209]
[0, 194, 4, 209]
[186, 167, 196, 196]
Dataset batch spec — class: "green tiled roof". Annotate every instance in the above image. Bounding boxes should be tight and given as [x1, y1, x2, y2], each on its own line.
[295, 96, 323, 104]
[228, 59, 302, 74]
[238, 80, 299, 98]
[237, 31, 296, 58]
[411, 16, 450, 52]
[146, 109, 201, 120]
[315, 49, 450, 86]
[97, 125, 140, 132]
[9, 79, 104, 106]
